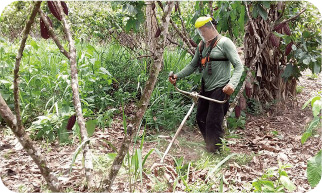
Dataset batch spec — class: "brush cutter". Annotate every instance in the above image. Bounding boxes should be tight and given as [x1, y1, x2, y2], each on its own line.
[160, 72, 227, 163]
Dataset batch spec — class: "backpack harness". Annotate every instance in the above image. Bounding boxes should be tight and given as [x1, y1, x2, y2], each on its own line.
[198, 35, 229, 75]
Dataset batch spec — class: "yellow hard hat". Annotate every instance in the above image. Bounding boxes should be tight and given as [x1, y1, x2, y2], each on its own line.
[195, 16, 213, 28]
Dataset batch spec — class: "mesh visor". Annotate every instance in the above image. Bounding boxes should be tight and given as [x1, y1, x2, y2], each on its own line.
[196, 21, 216, 42]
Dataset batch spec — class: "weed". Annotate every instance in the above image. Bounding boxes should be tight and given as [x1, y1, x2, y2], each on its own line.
[233, 153, 255, 166]
[227, 112, 246, 130]
[307, 73, 319, 80]
[3, 149, 14, 159]
[296, 85, 305, 93]
[252, 162, 296, 192]
[17, 184, 28, 193]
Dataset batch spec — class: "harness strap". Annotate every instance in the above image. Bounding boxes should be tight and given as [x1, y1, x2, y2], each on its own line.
[198, 35, 224, 75]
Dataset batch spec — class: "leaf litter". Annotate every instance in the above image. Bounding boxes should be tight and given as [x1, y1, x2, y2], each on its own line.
[0, 70, 321, 192]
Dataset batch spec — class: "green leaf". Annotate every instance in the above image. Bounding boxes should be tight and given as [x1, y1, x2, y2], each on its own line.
[258, 5, 268, 20]
[58, 127, 69, 144]
[137, 149, 143, 182]
[219, 173, 224, 193]
[69, 139, 90, 173]
[301, 132, 311, 144]
[252, 181, 262, 191]
[261, 180, 275, 191]
[313, 62, 321, 74]
[307, 150, 322, 187]
[207, 153, 236, 180]
[273, 31, 286, 38]
[125, 17, 135, 32]
[312, 100, 322, 117]
[280, 175, 296, 192]
[142, 148, 154, 167]
[99, 67, 111, 76]
[303, 56, 311, 65]
[86, 119, 97, 137]
[303, 31, 311, 38]
[302, 96, 314, 109]
[30, 40, 39, 50]
[86, 45, 97, 56]
[252, 4, 259, 18]
[301, 117, 320, 144]
[0, 80, 10, 84]
[262, 1, 271, 9]
[282, 63, 293, 80]
[311, 96, 321, 108]
[107, 152, 117, 160]
[276, 185, 284, 192]
[238, 3, 245, 28]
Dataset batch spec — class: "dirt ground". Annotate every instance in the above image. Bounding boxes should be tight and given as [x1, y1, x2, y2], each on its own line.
[0, 70, 321, 192]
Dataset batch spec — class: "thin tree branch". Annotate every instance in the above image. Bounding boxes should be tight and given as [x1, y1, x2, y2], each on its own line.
[177, 2, 189, 40]
[274, 8, 306, 27]
[55, 0, 94, 187]
[157, 1, 195, 55]
[103, 2, 175, 191]
[226, 7, 307, 118]
[245, 2, 261, 44]
[209, 1, 214, 17]
[38, 9, 70, 59]
[1, 95, 62, 192]
[167, 37, 194, 55]
[0, 95, 16, 129]
[11, 1, 62, 191]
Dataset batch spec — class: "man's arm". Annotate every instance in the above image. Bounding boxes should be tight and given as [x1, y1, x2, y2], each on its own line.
[223, 38, 244, 92]
[175, 47, 200, 79]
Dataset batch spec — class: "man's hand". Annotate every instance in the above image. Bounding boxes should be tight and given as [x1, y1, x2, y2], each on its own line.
[223, 83, 234, 95]
[168, 72, 177, 85]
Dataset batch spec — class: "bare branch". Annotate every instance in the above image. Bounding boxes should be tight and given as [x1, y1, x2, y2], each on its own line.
[11, 1, 62, 191]
[167, 37, 194, 55]
[274, 8, 306, 27]
[177, 2, 189, 40]
[245, 2, 261, 44]
[1, 95, 62, 192]
[38, 9, 70, 58]
[157, 1, 195, 55]
[103, 2, 175, 191]
[226, 6, 306, 118]
[55, 0, 94, 187]
[209, 1, 214, 17]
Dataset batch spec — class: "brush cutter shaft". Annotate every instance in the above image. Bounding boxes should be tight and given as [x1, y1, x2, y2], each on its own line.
[174, 86, 227, 104]
[161, 102, 196, 163]
[161, 72, 227, 162]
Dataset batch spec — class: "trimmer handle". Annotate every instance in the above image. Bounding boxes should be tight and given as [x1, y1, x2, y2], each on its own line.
[168, 71, 174, 78]
[168, 71, 176, 86]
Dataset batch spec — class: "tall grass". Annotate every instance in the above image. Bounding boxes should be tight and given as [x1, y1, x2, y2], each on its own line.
[0, 37, 202, 140]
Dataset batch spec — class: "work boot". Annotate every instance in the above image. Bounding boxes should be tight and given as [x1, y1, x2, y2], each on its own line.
[205, 144, 221, 153]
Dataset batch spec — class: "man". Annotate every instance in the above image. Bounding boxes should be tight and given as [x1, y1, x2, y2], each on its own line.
[169, 16, 244, 153]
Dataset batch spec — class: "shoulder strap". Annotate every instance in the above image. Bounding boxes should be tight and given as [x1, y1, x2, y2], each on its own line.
[198, 41, 204, 54]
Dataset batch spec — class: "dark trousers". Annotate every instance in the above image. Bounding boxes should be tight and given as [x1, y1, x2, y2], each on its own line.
[196, 87, 229, 152]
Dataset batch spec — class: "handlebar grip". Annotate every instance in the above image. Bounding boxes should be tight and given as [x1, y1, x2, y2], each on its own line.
[168, 71, 176, 86]
[168, 71, 174, 78]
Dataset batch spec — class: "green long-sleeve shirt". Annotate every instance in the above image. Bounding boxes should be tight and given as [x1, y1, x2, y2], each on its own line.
[176, 36, 244, 92]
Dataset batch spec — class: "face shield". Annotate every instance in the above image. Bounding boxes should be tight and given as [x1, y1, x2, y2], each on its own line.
[196, 21, 217, 42]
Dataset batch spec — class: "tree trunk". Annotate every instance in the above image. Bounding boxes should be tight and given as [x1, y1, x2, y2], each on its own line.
[244, 2, 297, 105]
[103, 2, 175, 191]
[55, 1, 94, 187]
[3, 1, 62, 191]
[145, 1, 158, 52]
